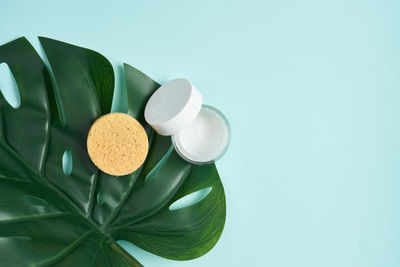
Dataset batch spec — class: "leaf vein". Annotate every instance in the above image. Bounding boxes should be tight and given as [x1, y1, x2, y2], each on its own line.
[0, 211, 72, 224]
[35, 229, 95, 267]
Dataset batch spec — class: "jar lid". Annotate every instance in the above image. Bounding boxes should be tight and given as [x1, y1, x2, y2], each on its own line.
[144, 78, 203, 136]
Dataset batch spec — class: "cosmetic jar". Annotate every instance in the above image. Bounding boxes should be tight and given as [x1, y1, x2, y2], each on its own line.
[144, 79, 230, 165]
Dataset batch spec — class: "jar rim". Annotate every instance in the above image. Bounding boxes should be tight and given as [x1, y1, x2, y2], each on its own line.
[171, 105, 231, 165]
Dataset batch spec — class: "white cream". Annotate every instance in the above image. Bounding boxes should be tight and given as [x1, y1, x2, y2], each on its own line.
[172, 106, 230, 164]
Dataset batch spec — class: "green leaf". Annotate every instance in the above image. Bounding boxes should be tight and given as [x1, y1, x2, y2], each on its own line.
[0, 37, 226, 266]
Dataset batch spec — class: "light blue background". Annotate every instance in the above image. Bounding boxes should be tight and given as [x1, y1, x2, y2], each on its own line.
[1, 0, 400, 266]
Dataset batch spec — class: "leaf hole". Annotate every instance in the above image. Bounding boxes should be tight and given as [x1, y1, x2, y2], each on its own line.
[62, 150, 73, 176]
[0, 62, 21, 109]
[0, 236, 32, 241]
[24, 195, 48, 207]
[145, 145, 174, 183]
[169, 187, 212, 211]
[97, 191, 106, 205]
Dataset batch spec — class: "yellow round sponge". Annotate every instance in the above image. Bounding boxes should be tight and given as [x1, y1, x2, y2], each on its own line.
[87, 113, 148, 176]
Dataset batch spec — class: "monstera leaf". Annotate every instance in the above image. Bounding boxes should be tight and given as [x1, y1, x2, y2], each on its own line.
[0, 37, 226, 266]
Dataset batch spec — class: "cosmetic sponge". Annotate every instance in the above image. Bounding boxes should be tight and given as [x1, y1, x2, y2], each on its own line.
[87, 113, 148, 176]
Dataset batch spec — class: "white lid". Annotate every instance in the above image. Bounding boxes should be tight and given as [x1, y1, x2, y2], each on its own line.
[144, 78, 203, 136]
